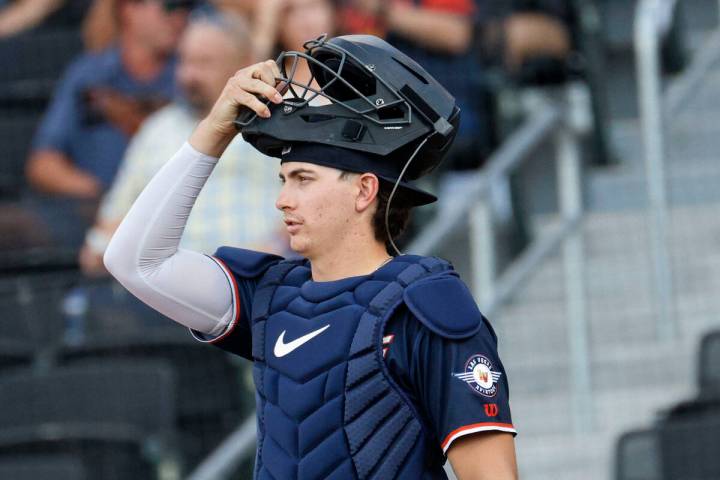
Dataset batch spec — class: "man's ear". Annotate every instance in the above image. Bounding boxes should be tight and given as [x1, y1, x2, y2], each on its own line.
[355, 173, 380, 213]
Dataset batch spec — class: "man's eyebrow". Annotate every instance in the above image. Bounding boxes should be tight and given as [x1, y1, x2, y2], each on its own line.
[282, 168, 317, 179]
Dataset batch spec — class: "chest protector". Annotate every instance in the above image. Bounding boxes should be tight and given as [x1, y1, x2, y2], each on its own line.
[249, 255, 453, 480]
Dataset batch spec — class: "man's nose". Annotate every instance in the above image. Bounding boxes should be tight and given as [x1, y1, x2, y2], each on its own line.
[275, 185, 293, 211]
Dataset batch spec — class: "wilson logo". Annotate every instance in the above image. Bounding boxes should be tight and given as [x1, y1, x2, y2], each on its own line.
[484, 404, 499, 417]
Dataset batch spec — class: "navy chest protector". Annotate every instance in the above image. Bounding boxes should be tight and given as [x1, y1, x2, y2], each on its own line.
[248, 255, 481, 480]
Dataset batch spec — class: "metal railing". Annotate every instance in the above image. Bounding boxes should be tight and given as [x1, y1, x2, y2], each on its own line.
[186, 415, 256, 480]
[634, 0, 720, 341]
[410, 85, 593, 432]
[634, 0, 678, 341]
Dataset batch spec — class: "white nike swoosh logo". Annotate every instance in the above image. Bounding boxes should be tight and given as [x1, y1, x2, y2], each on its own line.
[273, 324, 330, 358]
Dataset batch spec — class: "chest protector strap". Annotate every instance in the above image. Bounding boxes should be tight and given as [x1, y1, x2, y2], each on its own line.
[344, 257, 449, 479]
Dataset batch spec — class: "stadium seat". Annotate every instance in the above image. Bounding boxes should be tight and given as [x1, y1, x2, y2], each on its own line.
[0, 361, 179, 480]
[0, 30, 83, 106]
[81, 282, 188, 338]
[699, 330, 720, 397]
[614, 428, 661, 480]
[0, 454, 87, 480]
[0, 110, 42, 198]
[59, 333, 252, 469]
[0, 272, 79, 347]
[0, 338, 34, 371]
[659, 398, 720, 480]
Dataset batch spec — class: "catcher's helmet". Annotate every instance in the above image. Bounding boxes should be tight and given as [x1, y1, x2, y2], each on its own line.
[235, 34, 460, 204]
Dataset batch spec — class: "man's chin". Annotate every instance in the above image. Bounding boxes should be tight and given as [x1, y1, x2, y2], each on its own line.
[289, 237, 311, 257]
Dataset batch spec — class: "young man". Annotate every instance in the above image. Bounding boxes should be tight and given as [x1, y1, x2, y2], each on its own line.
[105, 34, 518, 479]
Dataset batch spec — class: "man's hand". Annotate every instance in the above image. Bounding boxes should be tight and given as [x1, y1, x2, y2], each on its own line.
[189, 60, 284, 158]
[79, 221, 118, 277]
[87, 88, 168, 137]
[79, 242, 108, 277]
[503, 13, 571, 70]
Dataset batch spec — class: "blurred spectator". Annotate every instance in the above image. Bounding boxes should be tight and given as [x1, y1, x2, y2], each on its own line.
[476, 0, 620, 167]
[82, 0, 120, 52]
[0, 0, 64, 38]
[79, 11, 284, 276]
[208, 0, 255, 18]
[476, 0, 573, 78]
[84, 0, 338, 65]
[1, 0, 190, 251]
[83, 0, 202, 52]
[252, 0, 336, 64]
[339, 0, 489, 171]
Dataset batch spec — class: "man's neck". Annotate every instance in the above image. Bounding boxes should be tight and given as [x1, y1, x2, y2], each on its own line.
[309, 240, 391, 282]
[119, 34, 168, 81]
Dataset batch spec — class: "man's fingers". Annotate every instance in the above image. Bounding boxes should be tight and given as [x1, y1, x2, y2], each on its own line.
[240, 77, 283, 105]
[265, 59, 282, 84]
[222, 59, 288, 119]
[244, 61, 283, 103]
[253, 61, 277, 84]
[234, 88, 271, 118]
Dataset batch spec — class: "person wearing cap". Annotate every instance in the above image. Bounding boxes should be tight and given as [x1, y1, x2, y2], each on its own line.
[104, 34, 518, 479]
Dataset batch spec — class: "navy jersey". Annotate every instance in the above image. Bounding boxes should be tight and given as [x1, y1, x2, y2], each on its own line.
[193, 248, 515, 459]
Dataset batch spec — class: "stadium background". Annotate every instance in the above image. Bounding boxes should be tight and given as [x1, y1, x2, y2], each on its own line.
[0, 0, 719, 479]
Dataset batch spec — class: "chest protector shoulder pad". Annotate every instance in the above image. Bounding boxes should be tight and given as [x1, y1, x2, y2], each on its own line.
[403, 272, 482, 339]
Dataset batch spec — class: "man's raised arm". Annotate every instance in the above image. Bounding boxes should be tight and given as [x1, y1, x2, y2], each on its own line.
[104, 60, 284, 335]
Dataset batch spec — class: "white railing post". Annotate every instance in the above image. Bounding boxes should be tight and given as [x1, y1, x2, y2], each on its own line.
[470, 196, 495, 308]
[187, 414, 257, 480]
[635, 0, 677, 341]
[556, 91, 592, 433]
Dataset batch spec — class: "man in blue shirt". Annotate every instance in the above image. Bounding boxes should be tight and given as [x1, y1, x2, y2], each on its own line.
[20, 0, 187, 249]
[105, 34, 518, 479]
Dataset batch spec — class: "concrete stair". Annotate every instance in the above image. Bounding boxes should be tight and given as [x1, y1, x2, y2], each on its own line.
[475, 25, 720, 478]
[494, 201, 720, 479]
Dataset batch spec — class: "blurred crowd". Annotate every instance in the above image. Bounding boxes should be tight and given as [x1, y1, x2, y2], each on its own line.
[0, 0, 611, 275]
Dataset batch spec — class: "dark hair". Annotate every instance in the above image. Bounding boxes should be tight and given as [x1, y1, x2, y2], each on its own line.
[338, 171, 413, 252]
[373, 180, 413, 252]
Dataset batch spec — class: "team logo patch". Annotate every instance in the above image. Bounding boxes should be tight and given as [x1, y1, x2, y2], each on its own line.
[453, 354, 502, 397]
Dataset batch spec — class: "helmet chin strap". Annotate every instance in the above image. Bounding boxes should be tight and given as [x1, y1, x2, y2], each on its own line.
[385, 133, 436, 256]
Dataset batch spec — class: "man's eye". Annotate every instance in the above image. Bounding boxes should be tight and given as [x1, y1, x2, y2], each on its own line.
[299, 176, 311, 182]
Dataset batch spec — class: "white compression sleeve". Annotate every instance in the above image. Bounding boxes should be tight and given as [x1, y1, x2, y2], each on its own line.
[104, 142, 235, 336]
